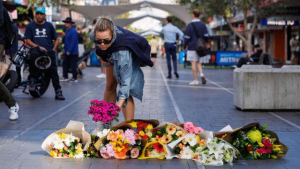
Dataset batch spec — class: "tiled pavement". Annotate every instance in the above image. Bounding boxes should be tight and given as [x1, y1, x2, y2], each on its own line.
[0, 58, 300, 169]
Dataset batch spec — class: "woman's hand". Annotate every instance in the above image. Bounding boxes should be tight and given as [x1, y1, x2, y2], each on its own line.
[117, 99, 125, 109]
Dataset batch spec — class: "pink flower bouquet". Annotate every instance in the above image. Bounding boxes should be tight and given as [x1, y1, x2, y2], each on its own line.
[99, 129, 143, 159]
[88, 99, 120, 124]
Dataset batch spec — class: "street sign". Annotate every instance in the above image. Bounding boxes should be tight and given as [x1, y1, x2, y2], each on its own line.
[216, 51, 247, 66]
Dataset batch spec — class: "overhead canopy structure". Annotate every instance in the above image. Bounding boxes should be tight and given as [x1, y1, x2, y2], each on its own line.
[72, 1, 192, 25]
[114, 14, 165, 27]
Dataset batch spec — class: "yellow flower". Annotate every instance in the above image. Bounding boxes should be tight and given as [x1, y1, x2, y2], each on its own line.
[128, 121, 137, 128]
[247, 129, 262, 143]
[160, 135, 172, 144]
[59, 149, 63, 153]
[166, 125, 176, 135]
[176, 131, 185, 138]
[50, 150, 57, 157]
[258, 142, 264, 147]
[58, 133, 67, 139]
[110, 141, 117, 147]
[146, 132, 153, 137]
[196, 135, 200, 141]
[123, 138, 130, 144]
[146, 124, 153, 131]
[139, 131, 145, 136]
[69, 154, 74, 158]
[76, 149, 83, 154]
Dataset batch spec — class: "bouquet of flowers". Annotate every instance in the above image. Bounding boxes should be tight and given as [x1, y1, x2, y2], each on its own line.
[146, 122, 185, 144]
[138, 141, 167, 159]
[173, 134, 206, 159]
[231, 123, 285, 160]
[197, 138, 236, 166]
[88, 99, 120, 124]
[99, 129, 143, 159]
[41, 121, 91, 158]
[48, 133, 84, 158]
[128, 120, 155, 141]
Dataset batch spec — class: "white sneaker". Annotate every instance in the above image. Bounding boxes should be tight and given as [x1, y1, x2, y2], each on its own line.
[189, 80, 199, 86]
[9, 103, 19, 121]
[96, 74, 106, 78]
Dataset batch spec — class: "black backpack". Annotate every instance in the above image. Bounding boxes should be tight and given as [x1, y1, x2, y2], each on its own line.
[2, 8, 16, 50]
[191, 22, 207, 57]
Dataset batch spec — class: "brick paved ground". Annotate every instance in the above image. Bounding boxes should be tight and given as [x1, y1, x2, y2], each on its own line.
[0, 58, 299, 169]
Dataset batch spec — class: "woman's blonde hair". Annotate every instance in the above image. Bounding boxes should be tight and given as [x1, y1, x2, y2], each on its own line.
[94, 16, 115, 36]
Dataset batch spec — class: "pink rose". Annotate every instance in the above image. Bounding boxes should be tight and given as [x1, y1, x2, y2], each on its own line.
[130, 148, 139, 158]
[100, 149, 111, 159]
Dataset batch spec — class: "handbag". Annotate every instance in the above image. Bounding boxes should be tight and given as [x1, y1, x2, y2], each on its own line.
[191, 22, 207, 57]
[0, 55, 8, 79]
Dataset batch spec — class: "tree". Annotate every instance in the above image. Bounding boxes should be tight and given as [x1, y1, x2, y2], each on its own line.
[180, 0, 285, 55]
[18, 0, 71, 20]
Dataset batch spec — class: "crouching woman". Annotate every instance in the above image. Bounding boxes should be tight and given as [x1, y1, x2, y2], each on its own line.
[90, 17, 153, 122]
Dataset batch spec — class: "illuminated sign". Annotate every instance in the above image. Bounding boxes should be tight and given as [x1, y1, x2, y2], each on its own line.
[261, 19, 299, 26]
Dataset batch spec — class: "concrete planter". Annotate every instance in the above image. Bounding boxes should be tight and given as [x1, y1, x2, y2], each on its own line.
[234, 65, 300, 110]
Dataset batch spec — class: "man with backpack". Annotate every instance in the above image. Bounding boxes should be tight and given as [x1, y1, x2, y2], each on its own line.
[24, 6, 65, 100]
[0, 0, 19, 120]
[184, 9, 209, 85]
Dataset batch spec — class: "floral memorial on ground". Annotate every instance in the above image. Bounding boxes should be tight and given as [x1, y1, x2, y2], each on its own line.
[41, 100, 289, 166]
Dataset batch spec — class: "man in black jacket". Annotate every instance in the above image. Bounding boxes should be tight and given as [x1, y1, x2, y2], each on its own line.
[0, 0, 19, 120]
[250, 44, 263, 63]
[183, 9, 209, 85]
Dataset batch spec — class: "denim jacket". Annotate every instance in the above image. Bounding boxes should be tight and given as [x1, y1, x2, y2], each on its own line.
[109, 50, 145, 108]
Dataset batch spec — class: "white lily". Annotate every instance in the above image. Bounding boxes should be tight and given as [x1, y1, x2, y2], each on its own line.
[97, 129, 110, 139]
[206, 140, 224, 159]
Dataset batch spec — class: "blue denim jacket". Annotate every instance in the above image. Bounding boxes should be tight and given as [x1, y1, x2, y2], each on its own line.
[108, 50, 144, 108]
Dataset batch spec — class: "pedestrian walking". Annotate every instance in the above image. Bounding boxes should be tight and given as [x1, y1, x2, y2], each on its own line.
[149, 36, 158, 67]
[90, 17, 153, 122]
[183, 9, 209, 85]
[160, 16, 183, 79]
[24, 6, 65, 100]
[0, 2, 19, 120]
[290, 35, 298, 65]
[60, 17, 79, 82]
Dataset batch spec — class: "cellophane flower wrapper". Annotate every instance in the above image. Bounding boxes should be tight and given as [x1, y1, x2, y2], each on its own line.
[223, 123, 289, 160]
[41, 121, 91, 158]
[196, 138, 237, 166]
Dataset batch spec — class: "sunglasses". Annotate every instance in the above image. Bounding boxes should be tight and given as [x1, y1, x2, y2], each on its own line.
[94, 38, 113, 45]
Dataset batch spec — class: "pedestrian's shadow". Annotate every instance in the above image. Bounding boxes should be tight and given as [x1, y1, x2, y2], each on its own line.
[30, 151, 48, 156]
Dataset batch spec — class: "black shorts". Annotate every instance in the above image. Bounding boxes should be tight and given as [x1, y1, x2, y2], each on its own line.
[151, 53, 157, 58]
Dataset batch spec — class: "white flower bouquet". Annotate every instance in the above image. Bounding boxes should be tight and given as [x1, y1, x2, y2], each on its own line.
[196, 138, 236, 166]
[41, 121, 91, 158]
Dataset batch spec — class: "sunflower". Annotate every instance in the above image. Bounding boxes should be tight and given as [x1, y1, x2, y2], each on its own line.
[166, 125, 176, 135]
